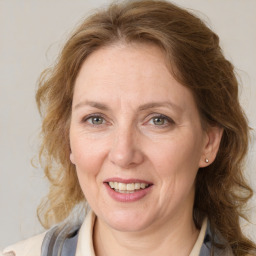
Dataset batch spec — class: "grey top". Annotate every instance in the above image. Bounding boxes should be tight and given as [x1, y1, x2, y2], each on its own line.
[41, 219, 232, 256]
[41, 223, 79, 256]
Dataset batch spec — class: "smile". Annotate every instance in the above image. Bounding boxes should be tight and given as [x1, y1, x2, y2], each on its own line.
[108, 182, 150, 193]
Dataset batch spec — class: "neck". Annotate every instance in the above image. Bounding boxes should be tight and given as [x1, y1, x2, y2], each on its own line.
[93, 210, 199, 256]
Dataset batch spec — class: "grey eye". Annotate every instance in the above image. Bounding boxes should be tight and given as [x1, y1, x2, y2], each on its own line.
[89, 116, 104, 125]
[152, 117, 166, 125]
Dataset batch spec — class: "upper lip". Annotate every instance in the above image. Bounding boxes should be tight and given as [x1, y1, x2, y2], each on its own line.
[104, 177, 153, 184]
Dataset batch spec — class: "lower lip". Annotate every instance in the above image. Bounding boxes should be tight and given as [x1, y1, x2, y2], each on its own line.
[104, 183, 153, 202]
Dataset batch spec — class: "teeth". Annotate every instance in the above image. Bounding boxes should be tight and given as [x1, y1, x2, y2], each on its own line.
[141, 183, 146, 189]
[118, 183, 126, 190]
[134, 183, 140, 189]
[108, 182, 150, 193]
[109, 182, 115, 188]
[127, 183, 135, 191]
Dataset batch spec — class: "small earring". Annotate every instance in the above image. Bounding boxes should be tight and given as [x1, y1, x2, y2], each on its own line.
[205, 158, 209, 163]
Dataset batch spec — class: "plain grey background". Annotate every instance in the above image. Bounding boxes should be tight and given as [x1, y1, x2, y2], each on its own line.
[0, 0, 255, 249]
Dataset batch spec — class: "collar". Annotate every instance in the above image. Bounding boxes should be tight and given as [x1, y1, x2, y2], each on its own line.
[75, 210, 96, 256]
[75, 211, 208, 256]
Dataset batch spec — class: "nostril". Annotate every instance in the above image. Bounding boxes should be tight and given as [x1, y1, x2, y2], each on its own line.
[108, 145, 144, 168]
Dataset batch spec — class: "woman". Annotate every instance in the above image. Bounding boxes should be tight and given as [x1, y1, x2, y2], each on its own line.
[2, 0, 255, 255]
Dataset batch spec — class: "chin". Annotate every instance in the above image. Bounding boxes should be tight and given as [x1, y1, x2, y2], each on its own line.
[101, 209, 154, 232]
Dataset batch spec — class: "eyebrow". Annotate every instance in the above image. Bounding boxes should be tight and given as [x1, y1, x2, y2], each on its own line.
[137, 102, 182, 112]
[74, 101, 110, 111]
[74, 100, 182, 112]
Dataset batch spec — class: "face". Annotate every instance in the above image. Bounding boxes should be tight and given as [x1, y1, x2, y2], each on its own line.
[69, 43, 211, 233]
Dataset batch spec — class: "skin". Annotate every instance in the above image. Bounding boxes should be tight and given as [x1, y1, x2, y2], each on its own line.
[69, 42, 223, 256]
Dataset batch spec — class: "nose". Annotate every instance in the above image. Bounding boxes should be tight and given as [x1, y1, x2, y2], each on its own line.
[108, 126, 144, 169]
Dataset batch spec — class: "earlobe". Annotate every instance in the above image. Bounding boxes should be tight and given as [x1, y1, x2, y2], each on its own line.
[200, 126, 223, 167]
[70, 152, 75, 165]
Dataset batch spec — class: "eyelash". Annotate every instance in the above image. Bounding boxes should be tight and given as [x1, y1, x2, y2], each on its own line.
[81, 113, 175, 128]
[82, 114, 107, 126]
[147, 114, 175, 127]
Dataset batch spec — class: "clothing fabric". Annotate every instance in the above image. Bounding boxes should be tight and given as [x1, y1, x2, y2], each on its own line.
[1, 232, 46, 256]
[1, 211, 233, 256]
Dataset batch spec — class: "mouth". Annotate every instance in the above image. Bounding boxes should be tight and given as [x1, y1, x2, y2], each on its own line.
[106, 181, 151, 193]
[104, 180, 153, 194]
[103, 179, 153, 202]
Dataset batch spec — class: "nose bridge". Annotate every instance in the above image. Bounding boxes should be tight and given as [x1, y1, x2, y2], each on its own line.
[108, 121, 143, 168]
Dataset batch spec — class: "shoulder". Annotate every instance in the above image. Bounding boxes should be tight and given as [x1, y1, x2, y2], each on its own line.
[1, 215, 86, 256]
[1, 232, 46, 256]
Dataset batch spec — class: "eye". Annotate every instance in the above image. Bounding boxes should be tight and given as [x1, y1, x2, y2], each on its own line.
[83, 115, 106, 125]
[148, 114, 174, 127]
[152, 116, 167, 125]
[90, 116, 104, 125]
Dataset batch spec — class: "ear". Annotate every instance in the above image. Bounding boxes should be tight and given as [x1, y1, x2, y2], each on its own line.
[70, 152, 76, 165]
[199, 125, 223, 167]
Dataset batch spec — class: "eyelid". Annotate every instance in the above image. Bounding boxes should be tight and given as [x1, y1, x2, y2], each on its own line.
[81, 113, 107, 124]
[80, 112, 175, 127]
[146, 113, 175, 126]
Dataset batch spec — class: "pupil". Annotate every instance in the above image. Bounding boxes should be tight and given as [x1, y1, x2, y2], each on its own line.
[154, 117, 164, 125]
[93, 117, 102, 124]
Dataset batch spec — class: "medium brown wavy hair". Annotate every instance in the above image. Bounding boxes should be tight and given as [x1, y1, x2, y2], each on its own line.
[36, 0, 256, 255]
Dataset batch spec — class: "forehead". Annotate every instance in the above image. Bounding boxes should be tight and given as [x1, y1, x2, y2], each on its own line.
[75, 42, 169, 85]
[73, 42, 197, 114]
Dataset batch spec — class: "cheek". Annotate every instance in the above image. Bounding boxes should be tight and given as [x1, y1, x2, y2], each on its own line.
[150, 136, 201, 211]
[72, 138, 107, 203]
[70, 135, 109, 178]
[149, 133, 202, 177]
